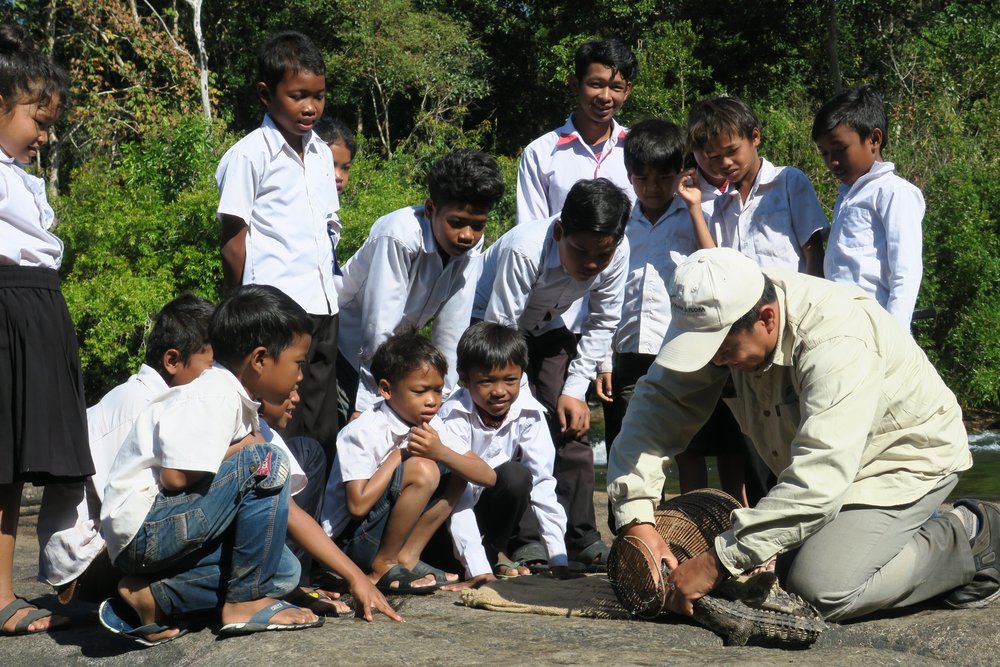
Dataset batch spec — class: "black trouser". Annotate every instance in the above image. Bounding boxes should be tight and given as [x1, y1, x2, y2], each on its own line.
[476, 461, 532, 558]
[283, 313, 339, 479]
[283, 436, 327, 585]
[516, 327, 599, 553]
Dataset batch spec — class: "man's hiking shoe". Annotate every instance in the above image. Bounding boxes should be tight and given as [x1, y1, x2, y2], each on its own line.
[944, 499, 1000, 609]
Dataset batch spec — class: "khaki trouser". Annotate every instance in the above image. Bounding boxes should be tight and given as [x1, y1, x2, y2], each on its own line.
[783, 474, 975, 621]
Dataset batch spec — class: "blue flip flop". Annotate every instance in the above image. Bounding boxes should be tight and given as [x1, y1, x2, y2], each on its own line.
[98, 598, 188, 647]
[218, 599, 325, 637]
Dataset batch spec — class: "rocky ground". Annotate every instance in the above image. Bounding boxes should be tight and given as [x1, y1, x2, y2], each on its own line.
[6, 487, 999, 666]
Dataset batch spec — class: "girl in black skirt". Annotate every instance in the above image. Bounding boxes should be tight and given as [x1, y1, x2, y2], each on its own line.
[0, 25, 92, 635]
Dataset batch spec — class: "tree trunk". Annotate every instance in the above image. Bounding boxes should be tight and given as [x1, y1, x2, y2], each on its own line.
[184, 0, 212, 121]
[45, 0, 60, 195]
[826, 0, 843, 93]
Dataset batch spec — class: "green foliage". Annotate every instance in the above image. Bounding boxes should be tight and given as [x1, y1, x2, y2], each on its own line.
[56, 115, 229, 401]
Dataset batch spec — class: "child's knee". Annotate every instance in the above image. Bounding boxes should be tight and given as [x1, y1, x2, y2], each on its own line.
[494, 461, 532, 498]
[402, 456, 440, 489]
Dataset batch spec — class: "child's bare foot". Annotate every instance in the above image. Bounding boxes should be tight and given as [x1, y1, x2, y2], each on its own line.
[221, 597, 319, 627]
[117, 576, 181, 643]
[0, 593, 69, 634]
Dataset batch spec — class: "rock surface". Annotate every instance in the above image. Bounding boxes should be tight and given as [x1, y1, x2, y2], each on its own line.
[6, 489, 997, 666]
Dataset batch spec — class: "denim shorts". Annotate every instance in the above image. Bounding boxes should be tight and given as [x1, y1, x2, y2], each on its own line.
[336, 462, 406, 572]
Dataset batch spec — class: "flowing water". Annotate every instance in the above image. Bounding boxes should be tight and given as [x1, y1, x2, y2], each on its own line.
[592, 430, 1000, 501]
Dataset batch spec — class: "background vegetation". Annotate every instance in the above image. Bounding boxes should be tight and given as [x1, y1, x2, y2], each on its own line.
[3, 1, 997, 414]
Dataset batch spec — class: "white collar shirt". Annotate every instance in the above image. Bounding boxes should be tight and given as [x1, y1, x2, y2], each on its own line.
[321, 403, 469, 538]
[824, 161, 924, 330]
[515, 115, 636, 224]
[100, 364, 260, 560]
[474, 216, 628, 401]
[605, 197, 702, 369]
[39, 364, 169, 586]
[337, 205, 483, 413]
[712, 158, 828, 272]
[439, 387, 567, 576]
[698, 171, 729, 231]
[215, 114, 339, 315]
[0, 149, 63, 268]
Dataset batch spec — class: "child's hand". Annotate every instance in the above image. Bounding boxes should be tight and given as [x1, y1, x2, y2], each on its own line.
[676, 169, 702, 209]
[351, 578, 403, 622]
[556, 394, 590, 439]
[441, 573, 497, 591]
[595, 372, 613, 403]
[548, 565, 584, 580]
[407, 423, 444, 461]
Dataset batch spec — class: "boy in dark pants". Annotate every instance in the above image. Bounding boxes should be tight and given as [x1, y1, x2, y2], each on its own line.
[474, 178, 630, 569]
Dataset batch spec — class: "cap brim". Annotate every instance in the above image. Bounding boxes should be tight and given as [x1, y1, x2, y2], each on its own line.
[654, 320, 730, 373]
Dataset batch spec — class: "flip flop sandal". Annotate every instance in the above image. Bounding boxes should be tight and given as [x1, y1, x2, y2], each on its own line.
[492, 560, 528, 579]
[374, 564, 439, 595]
[1, 597, 66, 636]
[98, 598, 187, 647]
[284, 588, 352, 617]
[410, 560, 459, 585]
[218, 599, 326, 636]
[570, 539, 611, 573]
[511, 542, 549, 573]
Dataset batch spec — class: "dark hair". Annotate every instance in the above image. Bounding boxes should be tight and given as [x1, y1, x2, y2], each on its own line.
[370, 331, 448, 385]
[574, 38, 638, 83]
[624, 119, 685, 177]
[687, 96, 759, 150]
[0, 24, 68, 113]
[559, 178, 630, 240]
[210, 284, 313, 371]
[728, 275, 777, 335]
[456, 322, 528, 377]
[426, 149, 505, 210]
[314, 115, 357, 158]
[257, 30, 326, 92]
[144, 294, 215, 370]
[812, 85, 889, 150]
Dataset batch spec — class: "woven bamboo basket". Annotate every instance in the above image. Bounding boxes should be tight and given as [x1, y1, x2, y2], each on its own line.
[607, 488, 742, 618]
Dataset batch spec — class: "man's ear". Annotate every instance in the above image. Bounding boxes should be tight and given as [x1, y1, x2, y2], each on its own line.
[424, 198, 436, 219]
[567, 74, 580, 95]
[760, 303, 779, 334]
[377, 378, 392, 400]
[552, 220, 564, 243]
[161, 349, 182, 377]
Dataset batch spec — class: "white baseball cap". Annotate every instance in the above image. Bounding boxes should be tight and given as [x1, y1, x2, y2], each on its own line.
[655, 248, 765, 372]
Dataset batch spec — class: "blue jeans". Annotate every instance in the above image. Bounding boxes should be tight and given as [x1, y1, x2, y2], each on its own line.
[114, 443, 300, 617]
[336, 463, 405, 572]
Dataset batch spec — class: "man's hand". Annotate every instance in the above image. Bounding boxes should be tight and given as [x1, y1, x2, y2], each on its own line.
[407, 422, 445, 461]
[595, 372, 613, 403]
[624, 522, 679, 571]
[556, 394, 590, 439]
[664, 550, 727, 616]
[441, 573, 496, 591]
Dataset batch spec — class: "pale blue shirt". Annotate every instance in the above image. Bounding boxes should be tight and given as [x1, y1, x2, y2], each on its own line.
[823, 161, 924, 330]
[337, 205, 483, 412]
[474, 216, 628, 401]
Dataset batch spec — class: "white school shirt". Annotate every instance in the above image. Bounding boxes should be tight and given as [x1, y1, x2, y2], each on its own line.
[824, 161, 924, 330]
[439, 388, 568, 577]
[712, 158, 828, 271]
[38, 364, 170, 585]
[320, 403, 469, 538]
[0, 150, 62, 268]
[337, 205, 483, 412]
[699, 171, 728, 233]
[216, 114, 339, 316]
[600, 197, 701, 372]
[101, 364, 260, 561]
[473, 216, 628, 401]
[516, 115, 635, 333]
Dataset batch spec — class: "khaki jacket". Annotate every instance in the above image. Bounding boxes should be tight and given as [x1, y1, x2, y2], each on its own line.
[607, 269, 971, 575]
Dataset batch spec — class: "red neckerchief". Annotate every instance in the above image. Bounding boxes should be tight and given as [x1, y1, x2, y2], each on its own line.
[475, 404, 507, 430]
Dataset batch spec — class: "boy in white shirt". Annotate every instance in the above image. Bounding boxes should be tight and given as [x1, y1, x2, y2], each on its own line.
[594, 120, 750, 507]
[37, 294, 214, 603]
[812, 85, 925, 330]
[99, 285, 320, 645]
[439, 322, 572, 586]
[337, 150, 505, 420]
[322, 332, 496, 594]
[687, 96, 827, 277]
[216, 31, 341, 464]
[474, 178, 630, 570]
